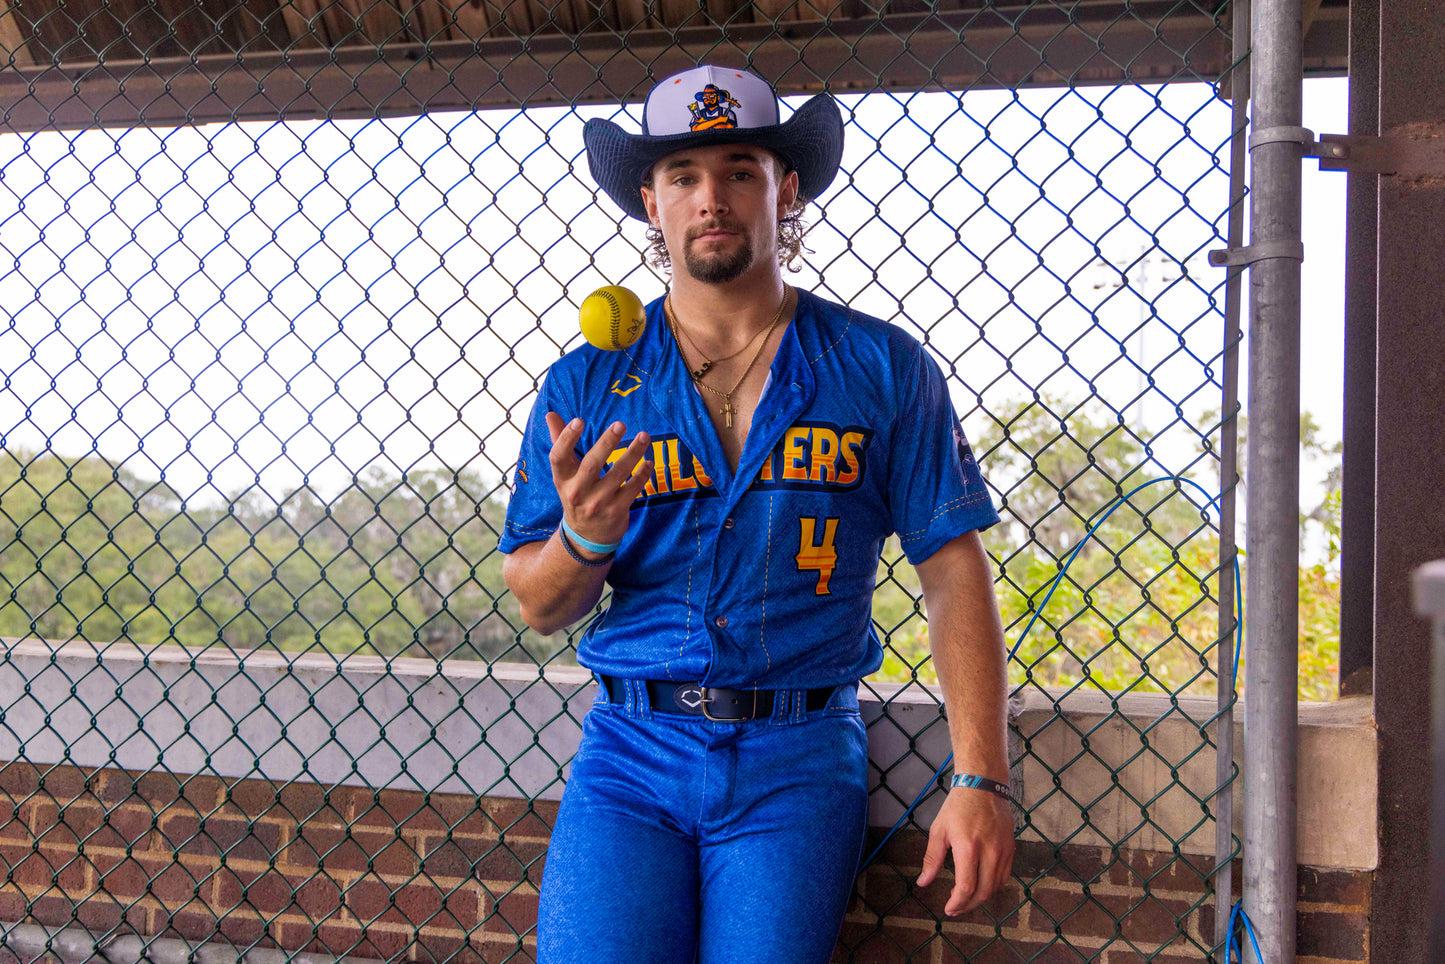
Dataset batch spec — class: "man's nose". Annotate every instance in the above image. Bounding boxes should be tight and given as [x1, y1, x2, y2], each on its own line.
[697, 175, 730, 215]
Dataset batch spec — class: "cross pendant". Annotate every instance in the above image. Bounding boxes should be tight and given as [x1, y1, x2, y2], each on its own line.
[721, 401, 733, 428]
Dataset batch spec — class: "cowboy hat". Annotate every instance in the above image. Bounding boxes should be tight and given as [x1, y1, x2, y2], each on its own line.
[582, 64, 845, 222]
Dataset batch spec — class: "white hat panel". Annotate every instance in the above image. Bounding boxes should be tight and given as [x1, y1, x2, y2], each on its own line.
[641, 66, 781, 136]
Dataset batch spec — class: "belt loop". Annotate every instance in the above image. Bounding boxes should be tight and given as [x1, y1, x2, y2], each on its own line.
[790, 688, 808, 724]
[630, 678, 651, 720]
[770, 689, 790, 724]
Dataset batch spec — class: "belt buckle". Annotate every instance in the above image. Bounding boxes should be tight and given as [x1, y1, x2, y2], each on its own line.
[699, 687, 753, 722]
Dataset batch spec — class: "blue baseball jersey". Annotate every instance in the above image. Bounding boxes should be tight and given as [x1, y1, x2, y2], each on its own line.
[499, 289, 999, 689]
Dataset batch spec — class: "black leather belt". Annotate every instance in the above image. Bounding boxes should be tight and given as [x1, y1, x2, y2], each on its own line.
[600, 676, 837, 721]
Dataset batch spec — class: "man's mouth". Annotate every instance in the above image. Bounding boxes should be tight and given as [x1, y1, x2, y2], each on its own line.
[688, 222, 740, 243]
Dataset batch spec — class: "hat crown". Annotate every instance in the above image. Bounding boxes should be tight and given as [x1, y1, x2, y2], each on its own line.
[582, 64, 843, 222]
[641, 65, 781, 137]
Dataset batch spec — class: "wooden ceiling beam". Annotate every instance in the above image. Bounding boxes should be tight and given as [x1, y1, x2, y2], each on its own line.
[0, 3, 36, 68]
[0, 3, 1348, 135]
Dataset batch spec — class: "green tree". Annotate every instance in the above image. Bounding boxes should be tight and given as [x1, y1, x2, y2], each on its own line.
[0, 407, 1343, 699]
[868, 397, 1342, 702]
[0, 451, 539, 663]
[0, 449, 193, 643]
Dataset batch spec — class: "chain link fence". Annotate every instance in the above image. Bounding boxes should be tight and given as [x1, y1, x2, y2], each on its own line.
[0, 1, 1246, 960]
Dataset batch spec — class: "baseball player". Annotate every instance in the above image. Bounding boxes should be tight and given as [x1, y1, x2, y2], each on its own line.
[500, 64, 1015, 964]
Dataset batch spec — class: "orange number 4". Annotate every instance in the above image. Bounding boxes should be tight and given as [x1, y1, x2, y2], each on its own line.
[796, 517, 840, 595]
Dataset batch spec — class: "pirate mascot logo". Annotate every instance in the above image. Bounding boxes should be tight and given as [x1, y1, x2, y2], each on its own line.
[688, 84, 741, 131]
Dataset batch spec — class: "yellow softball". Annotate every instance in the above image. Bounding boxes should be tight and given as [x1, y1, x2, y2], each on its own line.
[579, 285, 647, 351]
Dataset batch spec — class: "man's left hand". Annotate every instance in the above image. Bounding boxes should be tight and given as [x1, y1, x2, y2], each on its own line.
[916, 786, 1016, 916]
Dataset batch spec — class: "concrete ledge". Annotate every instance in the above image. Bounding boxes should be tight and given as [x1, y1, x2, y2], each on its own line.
[0, 639, 590, 802]
[0, 640, 1376, 870]
[1010, 688, 1377, 872]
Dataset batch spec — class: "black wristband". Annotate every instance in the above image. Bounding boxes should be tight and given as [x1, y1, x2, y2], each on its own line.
[558, 527, 614, 568]
[950, 773, 1015, 804]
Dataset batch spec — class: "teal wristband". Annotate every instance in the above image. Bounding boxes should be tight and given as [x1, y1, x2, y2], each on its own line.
[560, 518, 622, 555]
[950, 773, 1015, 804]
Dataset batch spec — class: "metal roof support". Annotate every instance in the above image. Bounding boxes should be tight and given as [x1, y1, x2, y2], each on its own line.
[1371, 0, 1445, 958]
[1339, 0, 1378, 701]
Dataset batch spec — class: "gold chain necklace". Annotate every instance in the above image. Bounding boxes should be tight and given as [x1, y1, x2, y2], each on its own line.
[665, 296, 757, 379]
[664, 287, 791, 428]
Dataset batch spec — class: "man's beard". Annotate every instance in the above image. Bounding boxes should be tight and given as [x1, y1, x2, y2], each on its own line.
[682, 226, 754, 284]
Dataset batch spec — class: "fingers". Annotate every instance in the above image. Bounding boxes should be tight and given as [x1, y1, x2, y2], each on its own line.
[578, 421, 629, 480]
[553, 417, 651, 492]
[944, 837, 981, 917]
[546, 416, 651, 549]
[940, 838, 1009, 917]
[602, 428, 652, 489]
[977, 839, 1013, 911]
[917, 824, 949, 888]
[547, 414, 583, 482]
[920, 807, 1016, 917]
[619, 455, 655, 502]
[545, 411, 567, 446]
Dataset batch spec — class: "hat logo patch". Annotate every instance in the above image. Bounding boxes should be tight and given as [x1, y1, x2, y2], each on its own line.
[689, 85, 740, 131]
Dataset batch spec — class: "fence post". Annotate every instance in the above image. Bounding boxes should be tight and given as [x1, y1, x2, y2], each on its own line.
[1412, 560, 1445, 962]
[1214, 0, 1249, 953]
[1243, 0, 1303, 959]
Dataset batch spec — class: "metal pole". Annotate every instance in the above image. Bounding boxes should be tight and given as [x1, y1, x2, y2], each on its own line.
[1213, 0, 1249, 953]
[1414, 560, 1445, 962]
[1243, 0, 1302, 958]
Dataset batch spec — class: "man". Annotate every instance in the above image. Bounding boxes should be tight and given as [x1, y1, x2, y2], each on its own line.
[500, 64, 1014, 964]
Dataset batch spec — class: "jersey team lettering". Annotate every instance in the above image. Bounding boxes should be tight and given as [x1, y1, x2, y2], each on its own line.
[604, 421, 876, 505]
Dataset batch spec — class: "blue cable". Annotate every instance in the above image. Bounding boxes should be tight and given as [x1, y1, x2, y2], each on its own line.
[860, 475, 1242, 871]
[1229, 900, 1264, 963]
[1233, 545, 1244, 691]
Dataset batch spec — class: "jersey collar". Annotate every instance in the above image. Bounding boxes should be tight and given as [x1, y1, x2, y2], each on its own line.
[643, 290, 818, 500]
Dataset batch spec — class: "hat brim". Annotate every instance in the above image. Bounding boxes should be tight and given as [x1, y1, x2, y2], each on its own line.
[583, 93, 845, 223]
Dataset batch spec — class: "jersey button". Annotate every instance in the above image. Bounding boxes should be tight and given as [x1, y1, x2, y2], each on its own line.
[723, 517, 736, 529]
[714, 615, 729, 629]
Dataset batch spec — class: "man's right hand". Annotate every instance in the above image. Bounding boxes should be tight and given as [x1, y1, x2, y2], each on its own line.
[502, 415, 653, 634]
[546, 413, 652, 554]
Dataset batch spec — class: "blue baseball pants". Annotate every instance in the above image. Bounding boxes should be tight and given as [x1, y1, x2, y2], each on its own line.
[536, 680, 870, 964]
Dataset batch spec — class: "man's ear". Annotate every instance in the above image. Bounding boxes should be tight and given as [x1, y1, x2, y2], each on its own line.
[776, 168, 801, 219]
[641, 185, 659, 227]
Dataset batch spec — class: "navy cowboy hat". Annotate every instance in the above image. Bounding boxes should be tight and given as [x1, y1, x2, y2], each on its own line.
[583, 64, 845, 223]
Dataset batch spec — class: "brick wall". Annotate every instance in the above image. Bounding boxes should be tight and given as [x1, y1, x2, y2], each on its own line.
[0, 762, 551, 962]
[845, 838, 1370, 963]
[0, 763, 1368, 964]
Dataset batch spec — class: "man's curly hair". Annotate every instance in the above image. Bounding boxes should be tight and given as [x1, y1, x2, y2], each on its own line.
[640, 153, 813, 274]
